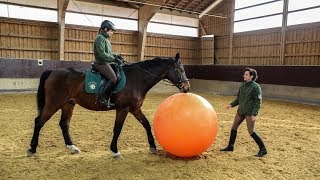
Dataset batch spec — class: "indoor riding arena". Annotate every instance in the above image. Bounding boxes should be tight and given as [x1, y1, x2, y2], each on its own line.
[0, 0, 319, 179]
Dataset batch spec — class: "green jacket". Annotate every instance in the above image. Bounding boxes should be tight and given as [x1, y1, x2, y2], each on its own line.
[93, 31, 116, 64]
[230, 81, 262, 116]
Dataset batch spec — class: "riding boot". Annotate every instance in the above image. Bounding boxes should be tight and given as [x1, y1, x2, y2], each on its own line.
[221, 129, 237, 151]
[97, 79, 115, 108]
[251, 132, 267, 157]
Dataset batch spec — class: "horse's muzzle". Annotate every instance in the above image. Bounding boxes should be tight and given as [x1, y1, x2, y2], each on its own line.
[179, 81, 190, 93]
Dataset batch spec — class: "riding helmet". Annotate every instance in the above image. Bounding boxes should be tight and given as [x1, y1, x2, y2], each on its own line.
[100, 20, 116, 31]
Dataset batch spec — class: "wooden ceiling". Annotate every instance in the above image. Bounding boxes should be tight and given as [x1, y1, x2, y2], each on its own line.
[132, 0, 217, 14]
[77, 0, 224, 18]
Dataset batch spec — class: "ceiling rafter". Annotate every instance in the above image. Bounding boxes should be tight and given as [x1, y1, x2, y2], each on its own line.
[182, 0, 199, 10]
[199, 0, 224, 18]
[173, 0, 184, 7]
[74, 0, 226, 18]
[194, 2, 209, 12]
[164, 0, 171, 5]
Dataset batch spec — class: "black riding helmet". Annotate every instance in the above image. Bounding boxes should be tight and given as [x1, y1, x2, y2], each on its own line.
[100, 20, 116, 31]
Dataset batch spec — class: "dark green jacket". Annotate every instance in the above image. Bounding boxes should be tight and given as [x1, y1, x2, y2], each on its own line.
[93, 31, 116, 64]
[230, 81, 262, 116]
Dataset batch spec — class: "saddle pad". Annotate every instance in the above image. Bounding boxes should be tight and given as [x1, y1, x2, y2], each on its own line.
[85, 68, 126, 94]
[85, 70, 102, 93]
[114, 67, 126, 93]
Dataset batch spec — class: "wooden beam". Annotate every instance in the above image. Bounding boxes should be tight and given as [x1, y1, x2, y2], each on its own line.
[137, 0, 166, 61]
[158, 8, 198, 18]
[199, 0, 224, 18]
[173, 0, 184, 7]
[127, 2, 141, 9]
[194, 2, 204, 12]
[164, 0, 171, 5]
[280, 0, 289, 65]
[228, 0, 235, 65]
[199, 20, 207, 36]
[76, 0, 138, 9]
[58, 0, 69, 60]
[183, 0, 198, 10]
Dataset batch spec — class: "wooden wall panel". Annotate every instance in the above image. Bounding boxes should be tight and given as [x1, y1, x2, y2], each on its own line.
[201, 37, 214, 64]
[3, 16, 318, 66]
[145, 34, 200, 65]
[64, 26, 138, 62]
[200, 0, 320, 66]
[214, 36, 229, 64]
[200, 0, 231, 36]
[0, 18, 200, 64]
[232, 29, 281, 65]
[0, 18, 199, 64]
[0, 18, 58, 60]
[285, 24, 320, 65]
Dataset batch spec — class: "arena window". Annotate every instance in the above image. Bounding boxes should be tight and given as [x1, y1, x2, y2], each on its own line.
[65, 12, 138, 31]
[234, 14, 283, 33]
[0, 3, 57, 22]
[147, 22, 198, 37]
[234, 0, 283, 33]
[65, 0, 138, 31]
[147, 13, 199, 37]
[288, 0, 319, 11]
[287, 0, 320, 25]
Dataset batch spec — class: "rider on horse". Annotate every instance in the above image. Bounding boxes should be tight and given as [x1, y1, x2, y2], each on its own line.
[93, 20, 122, 108]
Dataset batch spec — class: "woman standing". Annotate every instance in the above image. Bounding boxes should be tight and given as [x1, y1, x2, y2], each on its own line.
[221, 68, 267, 157]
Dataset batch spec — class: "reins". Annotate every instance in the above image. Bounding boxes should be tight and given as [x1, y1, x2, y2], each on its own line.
[122, 60, 179, 87]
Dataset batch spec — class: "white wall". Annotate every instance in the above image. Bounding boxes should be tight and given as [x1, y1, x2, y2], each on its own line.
[189, 79, 320, 105]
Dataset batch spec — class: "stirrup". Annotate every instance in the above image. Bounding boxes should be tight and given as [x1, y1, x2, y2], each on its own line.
[106, 98, 115, 108]
[99, 98, 115, 108]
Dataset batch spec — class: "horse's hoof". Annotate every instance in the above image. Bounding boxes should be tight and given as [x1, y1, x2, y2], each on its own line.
[71, 148, 81, 154]
[112, 151, 122, 159]
[67, 145, 81, 154]
[27, 149, 35, 157]
[149, 147, 157, 154]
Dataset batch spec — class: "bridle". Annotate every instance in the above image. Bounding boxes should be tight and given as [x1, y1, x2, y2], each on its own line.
[122, 60, 189, 89]
[172, 61, 189, 89]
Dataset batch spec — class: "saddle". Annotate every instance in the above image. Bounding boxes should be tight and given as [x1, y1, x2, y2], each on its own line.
[85, 63, 126, 94]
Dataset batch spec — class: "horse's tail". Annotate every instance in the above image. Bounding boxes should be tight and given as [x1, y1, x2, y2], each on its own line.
[37, 70, 52, 114]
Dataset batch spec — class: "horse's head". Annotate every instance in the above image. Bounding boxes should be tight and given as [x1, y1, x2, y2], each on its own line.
[166, 53, 190, 93]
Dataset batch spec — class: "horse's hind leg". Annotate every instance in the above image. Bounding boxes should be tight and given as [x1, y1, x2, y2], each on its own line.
[110, 108, 129, 158]
[131, 108, 157, 154]
[60, 101, 80, 154]
[27, 106, 59, 157]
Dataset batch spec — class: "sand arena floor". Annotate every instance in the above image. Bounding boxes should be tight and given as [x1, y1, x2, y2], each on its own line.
[0, 92, 319, 179]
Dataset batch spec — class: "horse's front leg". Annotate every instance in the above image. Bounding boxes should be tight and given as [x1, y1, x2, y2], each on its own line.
[131, 108, 157, 154]
[110, 107, 129, 158]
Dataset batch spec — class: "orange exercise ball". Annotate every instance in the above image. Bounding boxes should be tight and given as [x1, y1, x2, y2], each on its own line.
[153, 93, 218, 157]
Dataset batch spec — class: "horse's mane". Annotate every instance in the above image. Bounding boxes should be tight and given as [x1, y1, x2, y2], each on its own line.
[123, 57, 174, 70]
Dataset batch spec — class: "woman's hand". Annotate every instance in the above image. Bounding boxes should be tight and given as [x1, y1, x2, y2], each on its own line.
[115, 56, 124, 65]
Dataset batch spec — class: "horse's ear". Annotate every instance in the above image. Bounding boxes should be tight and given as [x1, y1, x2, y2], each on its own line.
[175, 53, 180, 62]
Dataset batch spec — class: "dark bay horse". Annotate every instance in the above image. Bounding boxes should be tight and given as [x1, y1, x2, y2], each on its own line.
[27, 53, 190, 158]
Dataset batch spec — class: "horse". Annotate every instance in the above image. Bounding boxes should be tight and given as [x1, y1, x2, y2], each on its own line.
[27, 53, 190, 158]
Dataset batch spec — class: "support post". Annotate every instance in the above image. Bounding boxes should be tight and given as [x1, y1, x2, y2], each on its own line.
[137, 0, 166, 61]
[280, 0, 289, 65]
[58, 0, 69, 60]
[228, 0, 235, 65]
